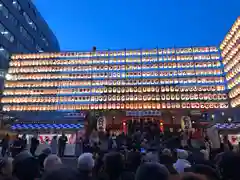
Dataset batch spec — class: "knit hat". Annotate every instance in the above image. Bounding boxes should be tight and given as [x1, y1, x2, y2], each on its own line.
[176, 149, 188, 159]
[77, 153, 95, 171]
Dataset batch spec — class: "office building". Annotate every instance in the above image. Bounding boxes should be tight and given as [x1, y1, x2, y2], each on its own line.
[0, 0, 60, 78]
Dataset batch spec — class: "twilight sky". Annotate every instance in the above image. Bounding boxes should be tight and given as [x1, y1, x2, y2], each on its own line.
[34, 0, 240, 51]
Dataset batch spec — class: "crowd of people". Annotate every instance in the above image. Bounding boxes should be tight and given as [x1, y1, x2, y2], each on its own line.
[0, 124, 239, 180]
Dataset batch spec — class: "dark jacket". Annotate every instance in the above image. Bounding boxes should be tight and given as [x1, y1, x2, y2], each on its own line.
[13, 151, 39, 180]
[159, 155, 178, 174]
[38, 153, 48, 169]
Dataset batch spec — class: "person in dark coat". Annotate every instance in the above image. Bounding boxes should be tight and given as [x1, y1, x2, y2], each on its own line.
[100, 152, 134, 180]
[30, 134, 39, 156]
[13, 149, 40, 180]
[159, 148, 178, 174]
[58, 133, 68, 157]
[0, 158, 13, 180]
[11, 135, 25, 158]
[186, 164, 220, 180]
[38, 148, 52, 171]
[135, 162, 169, 180]
[218, 152, 240, 180]
[1, 134, 9, 157]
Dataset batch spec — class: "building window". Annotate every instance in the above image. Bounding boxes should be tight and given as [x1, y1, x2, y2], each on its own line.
[0, 70, 5, 78]
[8, 13, 18, 26]
[0, 2, 18, 26]
[12, 0, 21, 11]
[0, 2, 9, 18]
[36, 44, 43, 52]
[17, 41, 29, 53]
[23, 12, 37, 31]
[0, 23, 15, 43]
[40, 34, 49, 47]
[0, 46, 9, 59]
[20, 26, 34, 44]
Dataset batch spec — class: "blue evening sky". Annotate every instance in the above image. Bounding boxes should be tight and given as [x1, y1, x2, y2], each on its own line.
[34, 0, 240, 51]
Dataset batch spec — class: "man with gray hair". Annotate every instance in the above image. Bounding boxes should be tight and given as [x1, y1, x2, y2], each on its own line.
[43, 154, 62, 172]
[77, 153, 95, 180]
[173, 149, 191, 173]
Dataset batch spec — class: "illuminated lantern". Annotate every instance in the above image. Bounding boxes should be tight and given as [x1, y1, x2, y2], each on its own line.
[213, 94, 217, 100]
[190, 94, 194, 100]
[130, 95, 134, 101]
[138, 87, 142, 93]
[138, 95, 142, 101]
[138, 103, 142, 109]
[151, 86, 155, 92]
[166, 86, 170, 92]
[210, 103, 214, 109]
[176, 94, 180, 100]
[121, 95, 125, 101]
[134, 104, 138, 109]
[171, 94, 175, 100]
[181, 94, 185, 100]
[152, 103, 156, 109]
[195, 103, 200, 108]
[134, 87, 138, 93]
[199, 94, 204, 100]
[129, 87, 133, 93]
[90, 104, 94, 110]
[143, 103, 148, 109]
[162, 103, 166, 108]
[180, 87, 184, 92]
[205, 103, 209, 109]
[165, 94, 170, 100]
[126, 103, 130, 109]
[108, 103, 112, 109]
[187, 103, 190, 108]
[161, 94, 166, 100]
[181, 103, 186, 109]
[112, 103, 116, 109]
[191, 103, 195, 108]
[171, 103, 176, 109]
[151, 95, 155, 101]
[94, 104, 98, 110]
[130, 103, 134, 109]
[203, 94, 208, 100]
[147, 103, 151, 109]
[223, 94, 227, 100]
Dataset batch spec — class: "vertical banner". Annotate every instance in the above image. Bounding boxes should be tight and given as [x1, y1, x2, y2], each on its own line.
[97, 116, 106, 132]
